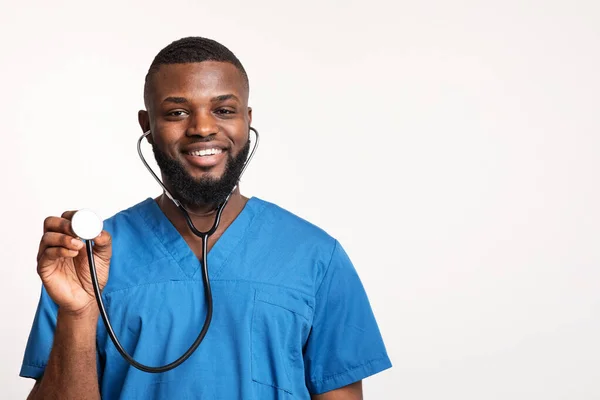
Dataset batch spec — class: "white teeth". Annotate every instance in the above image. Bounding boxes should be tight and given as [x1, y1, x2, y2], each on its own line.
[189, 148, 222, 156]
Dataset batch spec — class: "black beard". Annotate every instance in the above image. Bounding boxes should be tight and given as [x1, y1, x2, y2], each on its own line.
[152, 139, 250, 208]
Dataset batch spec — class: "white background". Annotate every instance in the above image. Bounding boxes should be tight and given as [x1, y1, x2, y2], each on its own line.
[1, 0, 599, 399]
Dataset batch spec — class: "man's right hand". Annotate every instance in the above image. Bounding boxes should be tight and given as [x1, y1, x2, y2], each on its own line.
[37, 210, 112, 317]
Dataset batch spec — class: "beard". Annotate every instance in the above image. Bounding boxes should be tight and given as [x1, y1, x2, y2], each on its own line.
[152, 139, 250, 208]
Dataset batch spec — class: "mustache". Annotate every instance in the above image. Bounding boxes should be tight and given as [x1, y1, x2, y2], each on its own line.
[188, 137, 218, 143]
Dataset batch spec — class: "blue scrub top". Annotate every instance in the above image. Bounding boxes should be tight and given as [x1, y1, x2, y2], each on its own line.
[21, 197, 391, 399]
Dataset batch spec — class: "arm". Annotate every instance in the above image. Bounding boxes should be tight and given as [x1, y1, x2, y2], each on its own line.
[25, 211, 112, 399]
[311, 381, 362, 400]
[27, 308, 100, 400]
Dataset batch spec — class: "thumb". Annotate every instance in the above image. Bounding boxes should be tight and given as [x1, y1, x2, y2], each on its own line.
[91, 230, 112, 259]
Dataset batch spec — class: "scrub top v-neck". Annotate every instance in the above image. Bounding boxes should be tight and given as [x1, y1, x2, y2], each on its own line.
[136, 197, 258, 279]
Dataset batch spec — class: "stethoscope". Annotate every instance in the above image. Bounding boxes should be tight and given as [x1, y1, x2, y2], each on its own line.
[70, 127, 260, 373]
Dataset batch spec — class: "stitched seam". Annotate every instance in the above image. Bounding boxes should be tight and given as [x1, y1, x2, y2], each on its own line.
[206, 199, 267, 280]
[250, 291, 255, 386]
[102, 277, 193, 296]
[102, 278, 316, 298]
[251, 378, 293, 394]
[315, 238, 338, 297]
[135, 205, 192, 278]
[251, 289, 294, 394]
[312, 356, 389, 384]
[22, 363, 45, 369]
[211, 279, 315, 298]
[102, 259, 177, 296]
[256, 298, 311, 322]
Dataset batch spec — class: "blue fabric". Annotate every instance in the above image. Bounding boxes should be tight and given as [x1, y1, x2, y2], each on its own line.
[20, 197, 391, 399]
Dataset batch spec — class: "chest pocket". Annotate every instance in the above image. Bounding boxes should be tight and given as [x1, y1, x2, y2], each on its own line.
[251, 289, 314, 394]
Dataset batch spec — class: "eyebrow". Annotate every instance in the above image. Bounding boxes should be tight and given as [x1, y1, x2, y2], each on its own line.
[161, 94, 240, 105]
[162, 96, 188, 104]
[211, 94, 239, 103]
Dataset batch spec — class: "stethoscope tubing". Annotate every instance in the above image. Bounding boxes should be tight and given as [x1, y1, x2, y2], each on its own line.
[85, 127, 259, 373]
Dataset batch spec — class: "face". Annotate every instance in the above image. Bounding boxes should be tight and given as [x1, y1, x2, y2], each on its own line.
[139, 61, 252, 207]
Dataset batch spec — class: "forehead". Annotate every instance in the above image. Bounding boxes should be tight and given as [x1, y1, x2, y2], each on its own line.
[148, 61, 247, 102]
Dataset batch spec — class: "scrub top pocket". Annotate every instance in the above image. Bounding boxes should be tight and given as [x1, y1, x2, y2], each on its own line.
[250, 289, 314, 395]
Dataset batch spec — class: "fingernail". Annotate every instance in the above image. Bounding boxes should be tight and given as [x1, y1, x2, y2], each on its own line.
[71, 238, 84, 248]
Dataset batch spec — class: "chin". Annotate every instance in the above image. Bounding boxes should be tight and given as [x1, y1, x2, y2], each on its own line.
[188, 168, 225, 182]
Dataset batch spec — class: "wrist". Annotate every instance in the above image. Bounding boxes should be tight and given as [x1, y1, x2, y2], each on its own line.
[55, 305, 99, 350]
[58, 302, 100, 322]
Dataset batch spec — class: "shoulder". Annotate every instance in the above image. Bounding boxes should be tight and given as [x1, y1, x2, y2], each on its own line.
[250, 197, 336, 247]
[248, 197, 343, 284]
[101, 198, 155, 233]
[243, 197, 343, 296]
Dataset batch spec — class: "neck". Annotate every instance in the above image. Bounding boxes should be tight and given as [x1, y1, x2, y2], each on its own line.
[155, 187, 248, 239]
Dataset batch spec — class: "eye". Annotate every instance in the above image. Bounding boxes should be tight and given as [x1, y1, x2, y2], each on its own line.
[166, 110, 188, 117]
[215, 108, 235, 115]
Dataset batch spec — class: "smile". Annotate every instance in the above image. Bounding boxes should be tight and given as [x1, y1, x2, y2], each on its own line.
[187, 148, 223, 157]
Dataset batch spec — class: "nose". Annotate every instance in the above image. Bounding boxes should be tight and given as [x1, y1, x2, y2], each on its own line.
[186, 110, 218, 138]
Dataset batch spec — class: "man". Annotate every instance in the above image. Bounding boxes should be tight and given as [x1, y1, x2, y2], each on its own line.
[21, 37, 391, 399]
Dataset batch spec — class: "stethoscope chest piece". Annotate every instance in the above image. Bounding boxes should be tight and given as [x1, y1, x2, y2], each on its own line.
[72, 209, 103, 240]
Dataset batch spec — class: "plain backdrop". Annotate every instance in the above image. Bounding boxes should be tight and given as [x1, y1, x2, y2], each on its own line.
[1, 0, 599, 399]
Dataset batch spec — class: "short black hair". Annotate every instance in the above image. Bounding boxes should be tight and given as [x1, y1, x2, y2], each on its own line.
[143, 36, 249, 106]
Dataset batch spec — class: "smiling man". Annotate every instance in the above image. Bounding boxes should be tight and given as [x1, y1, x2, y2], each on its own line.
[20, 37, 391, 400]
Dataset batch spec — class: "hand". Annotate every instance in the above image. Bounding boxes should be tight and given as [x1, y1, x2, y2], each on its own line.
[37, 210, 112, 317]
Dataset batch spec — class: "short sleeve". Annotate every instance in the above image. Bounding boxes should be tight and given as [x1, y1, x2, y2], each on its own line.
[303, 240, 392, 394]
[19, 285, 58, 379]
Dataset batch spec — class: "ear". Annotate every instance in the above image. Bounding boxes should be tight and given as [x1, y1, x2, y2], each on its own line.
[247, 107, 253, 127]
[138, 110, 153, 144]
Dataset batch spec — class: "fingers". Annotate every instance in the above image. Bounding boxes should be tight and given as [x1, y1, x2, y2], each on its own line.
[43, 215, 77, 236]
[40, 214, 79, 262]
[41, 247, 80, 263]
[43, 210, 103, 237]
[39, 211, 109, 266]
[37, 232, 84, 262]
[60, 210, 77, 220]
[92, 230, 111, 247]
[89, 230, 112, 263]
